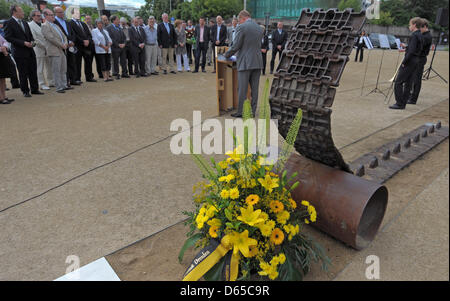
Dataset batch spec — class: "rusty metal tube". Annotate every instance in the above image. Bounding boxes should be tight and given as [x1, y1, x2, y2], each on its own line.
[285, 152, 388, 250]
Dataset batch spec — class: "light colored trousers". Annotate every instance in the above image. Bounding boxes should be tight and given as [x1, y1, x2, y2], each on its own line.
[36, 56, 54, 87]
[145, 44, 158, 74]
[161, 47, 175, 72]
[176, 53, 190, 71]
[49, 55, 67, 91]
[237, 69, 261, 115]
[206, 41, 213, 63]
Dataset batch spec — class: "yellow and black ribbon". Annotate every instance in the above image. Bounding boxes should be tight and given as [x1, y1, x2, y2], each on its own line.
[182, 236, 239, 281]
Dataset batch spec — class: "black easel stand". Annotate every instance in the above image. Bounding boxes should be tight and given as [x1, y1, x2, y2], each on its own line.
[367, 49, 388, 97]
[423, 32, 448, 84]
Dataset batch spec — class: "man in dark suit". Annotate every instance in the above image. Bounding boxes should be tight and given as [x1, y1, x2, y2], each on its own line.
[157, 13, 177, 74]
[270, 22, 288, 74]
[4, 4, 42, 97]
[68, 8, 96, 83]
[390, 17, 424, 110]
[192, 17, 209, 73]
[106, 15, 128, 79]
[407, 18, 433, 105]
[260, 25, 269, 75]
[54, 6, 77, 87]
[224, 10, 263, 117]
[209, 15, 227, 73]
[129, 17, 146, 77]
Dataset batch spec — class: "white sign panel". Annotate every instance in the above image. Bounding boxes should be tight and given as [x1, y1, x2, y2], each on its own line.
[364, 36, 374, 50]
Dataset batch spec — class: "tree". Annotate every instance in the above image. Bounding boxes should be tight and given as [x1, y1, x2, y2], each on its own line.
[0, 0, 34, 21]
[337, 0, 361, 11]
[369, 11, 395, 26]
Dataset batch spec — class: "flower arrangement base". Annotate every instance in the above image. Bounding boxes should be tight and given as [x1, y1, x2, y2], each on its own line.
[285, 152, 388, 250]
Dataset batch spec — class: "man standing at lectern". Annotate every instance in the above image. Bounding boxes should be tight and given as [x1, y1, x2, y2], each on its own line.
[224, 10, 263, 118]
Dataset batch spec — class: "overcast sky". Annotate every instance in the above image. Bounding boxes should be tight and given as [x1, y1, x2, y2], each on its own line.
[48, 1, 146, 9]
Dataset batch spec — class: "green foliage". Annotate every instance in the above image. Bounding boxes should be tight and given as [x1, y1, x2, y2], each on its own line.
[189, 138, 217, 179]
[369, 11, 395, 26]
[138, 0, 243, 23]
[275, 109, 303, 173]
[375, 0, 449, 28]
[0, 0, 34, 21]
[178, 232, 202, 263]
[337, 0, 362, 11]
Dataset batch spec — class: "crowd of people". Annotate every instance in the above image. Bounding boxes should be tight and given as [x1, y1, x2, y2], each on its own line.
[0, 4, 290, 105]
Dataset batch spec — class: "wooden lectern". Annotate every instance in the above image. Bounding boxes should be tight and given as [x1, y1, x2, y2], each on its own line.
[215, 46, 238, 115]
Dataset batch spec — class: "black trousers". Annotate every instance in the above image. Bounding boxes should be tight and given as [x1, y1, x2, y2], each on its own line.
[270, 47, 283, 73]
[262, 51, 267, 75]
[125, 44, 134, 74]
[111, 47, 128, 76]
[95, 53, 111, 72]
[186, 43, 192, 64]
[394, 57, 420, 108]
[195, 42, 208, 71]
[67, 51, 78, 84]
[355, 44, 364, 62]
[131, 47, 145, 75]
[408, 56, 427, 104]
[75, 47, 94, 81]
[15, 56, 39, 93]
[10, 64, 20, 88]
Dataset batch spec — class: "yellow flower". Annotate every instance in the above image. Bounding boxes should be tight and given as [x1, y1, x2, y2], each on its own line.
[219, 174, 235, 183]
[289, 198, 297, 209]
[220, 189, 230, 199]
[260, 212, 269, 221]
[301, 200, 310, 207]
[276, 210, 290, 225]
[278, 253, 286, 264]
[270, 228, 285, 245]
[195, 207, 209, 229]
[259, 223, 273, 237]
[258, 174, 279, 193]
[248, 245, 258, 257]
[207, 218, 222, 227]
[237, 205, 265, 226]
[269, 200, 284, 213]
[209, 225, 219, 238]
[269, 172, 278, 178]
[218, 161, 228, 169]
[206, 205, 218, 218]
[245, 194, 260, 206]
[227, 230, 258, 258]
[308, 205, 317, 222]
[226, 145, 244, 163]
[268, 269, 279, 280]
[258, 261, 279, 280]
[229, 187, 240, 200]
[304, 219, 310, 224]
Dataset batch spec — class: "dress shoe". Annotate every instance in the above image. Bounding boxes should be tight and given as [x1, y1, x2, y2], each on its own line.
[23, 92, 32, 98]
[231, 113, 242, 118]
[141, 74, 148, 77]
[207, 63, 211, 66]
[163, 70, 168, 74]
[202, 69, 206, 73]
[41, 85, 50, 90]
[98, 75, 104, 79]
[86, 79, 97, 82]
[5, 98, 15, 102]
[1, 99, 11, 104]
[6, 88, 9, 91]
[122, 74, 130, 78]
[105, 78, 114, 82]
[64, 86, 74, 90]
[12, 85, 20, 89]
[407, 100, 417, 105]
[192, 70, 198, 73]
[129, 72, 135, 76]
[115, 75, 121, 80]
[389, 104, 405, 110]
[31, 91, 44, 95]
[170, 71, 177, 74]
[151, 72, 159, 75]
[56, 89, 66, 93]
[71, 82, 81, 86]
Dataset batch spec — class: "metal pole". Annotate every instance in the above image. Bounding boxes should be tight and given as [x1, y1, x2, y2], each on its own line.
[97, 0, 105, 16]
[244, 0, 246, 10]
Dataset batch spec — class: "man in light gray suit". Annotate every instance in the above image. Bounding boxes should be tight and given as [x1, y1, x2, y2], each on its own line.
[224, 10, 263, 118]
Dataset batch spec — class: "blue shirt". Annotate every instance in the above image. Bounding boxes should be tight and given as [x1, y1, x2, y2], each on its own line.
[164, 22, 170, 34]
[55, 16, 68, 35]
[217, 25, 221, 41]
[144, 25, 157, 44]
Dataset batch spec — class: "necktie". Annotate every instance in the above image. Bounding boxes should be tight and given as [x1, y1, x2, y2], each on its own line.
[19, 20, 25, 32]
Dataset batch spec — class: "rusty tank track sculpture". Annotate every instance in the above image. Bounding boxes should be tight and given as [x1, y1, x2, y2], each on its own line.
[270, 8, 366, 172]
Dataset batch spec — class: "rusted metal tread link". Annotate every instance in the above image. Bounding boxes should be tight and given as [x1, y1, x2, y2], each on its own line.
[349, 122, 449, 184]
[270, 8, 365, 172]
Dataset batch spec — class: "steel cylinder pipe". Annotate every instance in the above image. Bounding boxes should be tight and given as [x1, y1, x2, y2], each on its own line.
[285, 152, 388, 250]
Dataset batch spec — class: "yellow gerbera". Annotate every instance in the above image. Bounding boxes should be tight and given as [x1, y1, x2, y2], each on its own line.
[245, 194, 260, 206]
[207, 218, 222, 227]
[276, 210, 290, 225]
[258, 174, 279, 193]
[289, 198, 297, 209]
[270, 228, 285, 245]
[229, 187, 240, 200]
[220, 189, 230, 199]
[209, 225, 219, 238]
[269, 200, 284, 213]
[237, 205, 265, 226]
[248, 245, 258, 257]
